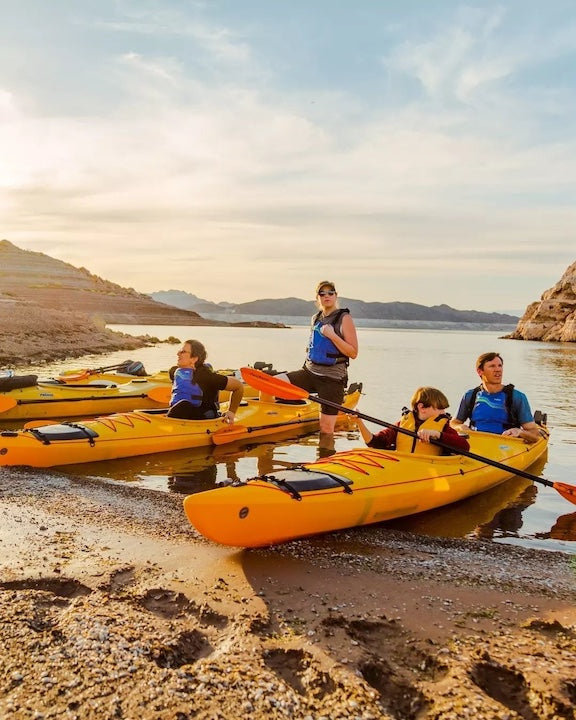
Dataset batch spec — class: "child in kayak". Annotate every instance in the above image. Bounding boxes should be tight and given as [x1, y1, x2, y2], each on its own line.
[356, 386, 470, 455]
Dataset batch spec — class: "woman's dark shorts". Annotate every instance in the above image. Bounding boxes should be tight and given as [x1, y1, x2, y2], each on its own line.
[286, 367, 346, 416]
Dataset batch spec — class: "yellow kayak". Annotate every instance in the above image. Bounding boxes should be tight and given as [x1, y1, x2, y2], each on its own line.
[0, 362, 279, 421]
[0, 377, 171, 421]
[55, 364, 274, 402]
[183, 426, 550, 548]
[0, 386, 361, 467]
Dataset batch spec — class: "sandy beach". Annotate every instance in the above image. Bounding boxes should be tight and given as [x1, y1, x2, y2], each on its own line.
[1, 466, 575, 720]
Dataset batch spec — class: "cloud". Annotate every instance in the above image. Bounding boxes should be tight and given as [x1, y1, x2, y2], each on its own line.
[1, 1, 575, 310]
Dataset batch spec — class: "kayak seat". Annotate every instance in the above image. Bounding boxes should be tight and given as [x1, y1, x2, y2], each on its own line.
[25, 423, 99, 444]
[0, 374, 38, 391]
[347, 382, 363, 395]
[534, 410, 547, 426]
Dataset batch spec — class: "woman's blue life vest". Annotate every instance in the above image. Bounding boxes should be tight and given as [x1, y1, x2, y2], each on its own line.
[170, 367, 203, 407]
[306, 308, 350, 366]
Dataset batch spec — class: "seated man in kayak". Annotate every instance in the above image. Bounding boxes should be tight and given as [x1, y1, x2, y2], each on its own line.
[167, 340, 244, 422]
[450, 352, 541, 444]
[356, 386, 470, 455]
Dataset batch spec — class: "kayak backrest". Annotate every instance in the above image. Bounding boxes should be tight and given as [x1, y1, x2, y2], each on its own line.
[0, 374, 38, 391]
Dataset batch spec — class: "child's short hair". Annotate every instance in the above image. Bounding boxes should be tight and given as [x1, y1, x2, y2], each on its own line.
[410, 386, 449, 410]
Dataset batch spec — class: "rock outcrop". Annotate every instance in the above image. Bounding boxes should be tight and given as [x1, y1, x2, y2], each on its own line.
[507, 261, 576, 342]
[0, 300, 149, 365]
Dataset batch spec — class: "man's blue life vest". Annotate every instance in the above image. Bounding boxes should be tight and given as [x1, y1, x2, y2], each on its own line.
[306, 309, 350, 366]
[466, 384, 518, 433]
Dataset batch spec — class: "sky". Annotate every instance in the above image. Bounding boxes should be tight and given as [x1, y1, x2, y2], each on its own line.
[1, 1, 575, 314]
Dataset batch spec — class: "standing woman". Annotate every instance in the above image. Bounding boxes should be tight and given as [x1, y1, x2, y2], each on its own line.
[280, 281, 358, 437]
[167, 339, 244, 422]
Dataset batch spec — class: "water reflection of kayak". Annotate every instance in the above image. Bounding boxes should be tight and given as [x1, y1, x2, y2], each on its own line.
[536, 510, 576, 541]
[383, 452, 548, 540]
[63, 437, 317, 493]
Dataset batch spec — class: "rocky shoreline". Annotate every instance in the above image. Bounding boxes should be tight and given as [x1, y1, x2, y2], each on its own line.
[0, 301, 286, 367]
[0, 302, 151, 366]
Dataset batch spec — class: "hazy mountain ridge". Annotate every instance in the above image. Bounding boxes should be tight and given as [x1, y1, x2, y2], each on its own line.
[149, 289, 519, 324]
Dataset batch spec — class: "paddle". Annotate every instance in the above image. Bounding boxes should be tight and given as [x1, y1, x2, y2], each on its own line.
[240, 367, 576, 505]
[0, 385, 171, 413]
[211, 417, 317, 445]
[58, 361, 136, 383]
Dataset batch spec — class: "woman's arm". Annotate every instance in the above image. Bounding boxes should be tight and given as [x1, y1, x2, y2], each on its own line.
[222, 377, 244, 422]
[321, 314, 358, 359]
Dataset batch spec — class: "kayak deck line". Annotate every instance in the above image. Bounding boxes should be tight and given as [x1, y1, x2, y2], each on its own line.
[93, 411, 156, 431]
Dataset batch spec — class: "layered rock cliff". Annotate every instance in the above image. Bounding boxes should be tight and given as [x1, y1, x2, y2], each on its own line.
[0, 239, 213, 325]
[508, 261, 576, 342]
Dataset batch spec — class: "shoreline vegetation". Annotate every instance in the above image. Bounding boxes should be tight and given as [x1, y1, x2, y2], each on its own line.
[1, 300, 575, 717]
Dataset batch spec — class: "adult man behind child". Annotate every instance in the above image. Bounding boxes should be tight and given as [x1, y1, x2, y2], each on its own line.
[450, 352, 541, 444]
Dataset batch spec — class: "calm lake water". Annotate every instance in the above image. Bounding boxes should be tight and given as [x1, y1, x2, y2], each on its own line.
[11, 323, 576, 555]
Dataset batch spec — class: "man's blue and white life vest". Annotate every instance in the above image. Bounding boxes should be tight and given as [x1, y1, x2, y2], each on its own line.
[306, 309, 350, 366]
[170, 367, 203, 407]
[469, 386, 515, 434]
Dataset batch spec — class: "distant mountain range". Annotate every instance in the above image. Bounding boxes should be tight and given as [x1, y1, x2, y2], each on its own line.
[0, 239, 520, 331]
[149, 289, 520, 326]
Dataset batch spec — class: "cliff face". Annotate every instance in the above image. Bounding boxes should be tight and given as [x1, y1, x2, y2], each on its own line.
[508, 261, 576, 342]
[0, 239, 209, 325]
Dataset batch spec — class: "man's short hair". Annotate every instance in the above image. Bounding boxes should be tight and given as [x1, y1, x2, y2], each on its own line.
[476, 352, 503, 371]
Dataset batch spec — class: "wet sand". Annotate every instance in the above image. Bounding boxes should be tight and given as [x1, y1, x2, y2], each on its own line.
[1, 468, 574, 719]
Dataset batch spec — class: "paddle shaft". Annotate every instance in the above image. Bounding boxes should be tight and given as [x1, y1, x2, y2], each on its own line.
[89, 362, 134, 374]
[212, 416, 317, 444]
[7, 392, 153, 407]
[62, 361, 133, 376]
[305, 393, 556, 490]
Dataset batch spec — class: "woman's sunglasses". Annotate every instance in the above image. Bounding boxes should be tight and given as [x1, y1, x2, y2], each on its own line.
[318, 290, 336, 297]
